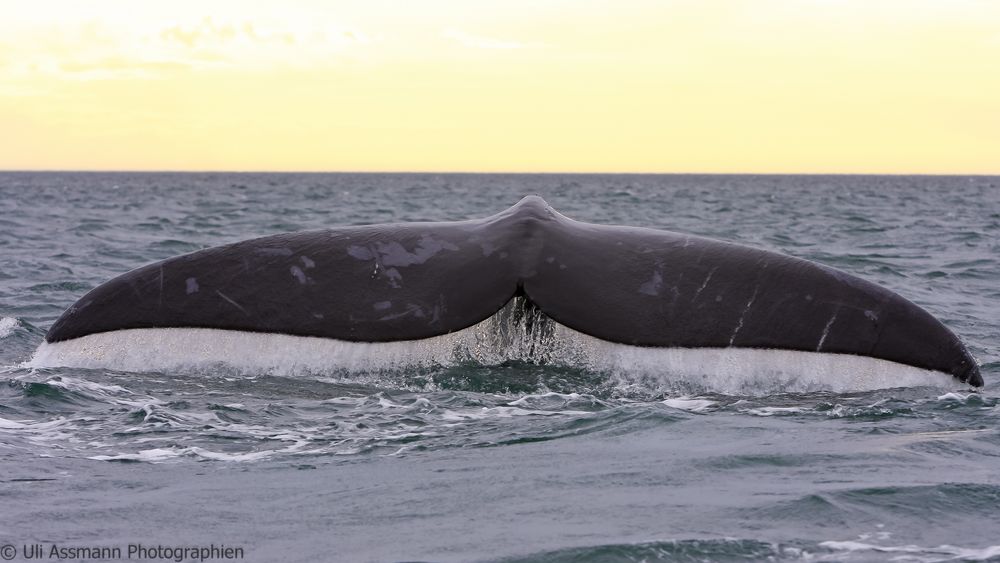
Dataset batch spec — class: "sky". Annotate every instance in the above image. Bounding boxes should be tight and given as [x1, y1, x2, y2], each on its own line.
[1, 0, 998, 174]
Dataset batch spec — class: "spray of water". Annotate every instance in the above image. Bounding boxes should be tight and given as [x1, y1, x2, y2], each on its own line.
[28, 298, 959, 394]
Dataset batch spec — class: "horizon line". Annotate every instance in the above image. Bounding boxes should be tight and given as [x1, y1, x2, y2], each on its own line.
[2, 168, 999, 177]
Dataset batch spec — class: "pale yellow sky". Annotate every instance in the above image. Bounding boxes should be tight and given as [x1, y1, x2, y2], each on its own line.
[1, 0, 998, 173]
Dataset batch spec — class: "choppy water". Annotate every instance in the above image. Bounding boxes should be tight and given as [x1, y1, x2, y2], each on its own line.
[1, 172, 999, 562]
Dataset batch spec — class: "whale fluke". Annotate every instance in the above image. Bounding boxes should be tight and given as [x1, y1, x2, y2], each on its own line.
[44, 196, 981, 387]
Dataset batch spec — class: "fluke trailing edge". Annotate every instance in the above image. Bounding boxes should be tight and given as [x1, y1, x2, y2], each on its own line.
[45, 196, 982, 386]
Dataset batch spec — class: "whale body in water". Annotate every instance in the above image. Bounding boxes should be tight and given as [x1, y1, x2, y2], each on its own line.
[37, 196, 981, 388]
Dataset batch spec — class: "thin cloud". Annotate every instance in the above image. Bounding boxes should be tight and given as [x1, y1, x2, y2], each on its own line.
[57, 57, 191, 80]
[442, 28, 528, 50]
[60, 57, 190, 73]
[160, 19, 239, 48]
[0, 16, 373, 82]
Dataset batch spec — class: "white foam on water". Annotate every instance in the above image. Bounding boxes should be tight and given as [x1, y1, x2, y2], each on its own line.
[0, 416, 29, 430]
[506, 392, 605, 411]
[743, 406, 811, 417]
[88, 440, 315, 463]
[661, 397, 716, 412]
[508, 392, 584, 407]
[0, 416, 74, 452]
[0, 416, 69, 432]
[0, 317, 18, 339]
[819, 540, 1000, 562]
[89, 448, 181, 463]
[937, 392, 974, 402]
[439, 405, 591, 422]
[27, 300, 963, 395]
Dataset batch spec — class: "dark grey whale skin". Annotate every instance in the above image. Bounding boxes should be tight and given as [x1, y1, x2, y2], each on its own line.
[46, 196, 982, 386]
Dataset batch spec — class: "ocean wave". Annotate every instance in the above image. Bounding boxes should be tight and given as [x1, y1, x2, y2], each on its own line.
[490, 539, 797, 562]
[818, 539, 1000, 562]
[0, 316, 18, 339]
[4, 369, 664, 463]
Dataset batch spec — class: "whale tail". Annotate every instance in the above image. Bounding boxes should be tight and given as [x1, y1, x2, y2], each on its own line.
[45, 196, 982, 387]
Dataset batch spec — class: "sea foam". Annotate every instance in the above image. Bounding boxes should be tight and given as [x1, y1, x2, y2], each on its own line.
[0, 317, 18, 339]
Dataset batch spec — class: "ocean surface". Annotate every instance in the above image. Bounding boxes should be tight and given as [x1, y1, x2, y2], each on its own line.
[1, 172, 998, 562]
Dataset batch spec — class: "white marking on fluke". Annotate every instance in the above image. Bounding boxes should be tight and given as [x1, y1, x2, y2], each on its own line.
[29, 302, 959, 395]
[692, 267, 717, 301]
[728, 285, 759, 346]
[817, 311, 839, 351]
[214, 290, 249, 316]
